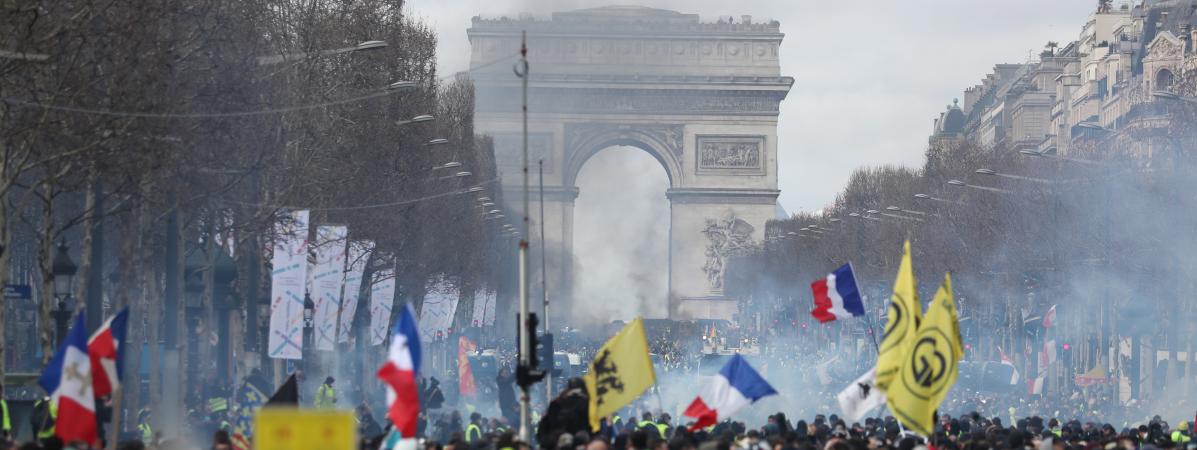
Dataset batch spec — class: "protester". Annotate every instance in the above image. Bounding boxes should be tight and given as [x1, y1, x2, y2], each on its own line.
[536, 378, 589, 449]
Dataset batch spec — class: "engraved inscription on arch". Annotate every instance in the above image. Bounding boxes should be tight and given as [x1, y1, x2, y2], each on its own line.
[696, 135, 765, 175]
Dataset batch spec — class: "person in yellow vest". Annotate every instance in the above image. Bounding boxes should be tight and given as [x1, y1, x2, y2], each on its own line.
[138, 408, 154, 443]
[466, 413, 484, 443]
[1048, 418, 1062, 438]
[655, 413, 671, 440]
[1173, 421, 1192, 444]
[0, 385, 10, 442]
[637, 412, 664, 439]
[31, 396, 56, 443]
[315, 376, 337, 408]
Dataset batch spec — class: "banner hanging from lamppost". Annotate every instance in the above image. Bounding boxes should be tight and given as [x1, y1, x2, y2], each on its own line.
[269, 210, 310, 360]
[418, 274, 459, 342]
[339, 240, 373, 344]
[312, 225, 347, 352]
[369, 268, 396, 346]
[471, 289, 496, 327]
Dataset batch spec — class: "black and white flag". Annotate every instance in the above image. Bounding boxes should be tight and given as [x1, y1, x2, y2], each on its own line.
[837, 368, 886, 422]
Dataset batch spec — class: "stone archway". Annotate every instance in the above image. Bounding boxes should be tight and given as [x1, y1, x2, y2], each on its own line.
[468, 5, 793, 320]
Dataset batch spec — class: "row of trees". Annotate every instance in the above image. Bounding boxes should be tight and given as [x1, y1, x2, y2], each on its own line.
[727, 82, 1197, 402]
[1, 0, 511, 417]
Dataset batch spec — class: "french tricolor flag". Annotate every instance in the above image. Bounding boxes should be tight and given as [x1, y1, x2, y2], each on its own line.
[377, 303, 422, 438]
[88, 308, 129, 398]
[810, 263, 865, 323]
[38, 313, 98, 446]
[682, 354, 777, 430]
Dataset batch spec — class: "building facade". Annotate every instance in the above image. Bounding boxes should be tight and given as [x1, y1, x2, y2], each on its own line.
[931, 1, 1197, 157]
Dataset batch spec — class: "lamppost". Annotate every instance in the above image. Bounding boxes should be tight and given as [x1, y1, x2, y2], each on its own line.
[50, 241, 78, 347]
[212, 250, 237, 384]
[302, 292, 315, 369]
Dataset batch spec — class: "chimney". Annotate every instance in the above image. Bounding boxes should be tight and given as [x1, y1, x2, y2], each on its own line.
[741, 15, 752, 24]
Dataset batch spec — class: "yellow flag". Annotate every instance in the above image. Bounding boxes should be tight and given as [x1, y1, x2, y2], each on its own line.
[886, 273, 963, 436]
[583, 317, 656, 432]
[875, 240, 921, 391]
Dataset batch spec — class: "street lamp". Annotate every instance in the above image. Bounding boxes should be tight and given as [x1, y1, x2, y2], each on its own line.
[396, 115, 434, 126]
[427, 138, 449, 146]
[386, 81, 417, 91]
[256, 40, 389, 66]
[976, 167, 1053, 184]
[51, 241, 78, 345]
[946, 179, 1012, 194]
[433, 162, 463, 170]
[52, 241, 78, 302]
[886, 205, 926, 215]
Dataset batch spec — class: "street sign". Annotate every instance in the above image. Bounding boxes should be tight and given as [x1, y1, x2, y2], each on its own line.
[3, 284, 31, 300]
[255, 408, 357, 450]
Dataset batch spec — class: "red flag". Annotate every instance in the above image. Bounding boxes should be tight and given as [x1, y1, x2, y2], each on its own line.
[458, 336, 478, 397]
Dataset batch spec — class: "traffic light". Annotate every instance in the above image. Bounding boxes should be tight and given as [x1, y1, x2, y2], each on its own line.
[517, 313, 546, 389]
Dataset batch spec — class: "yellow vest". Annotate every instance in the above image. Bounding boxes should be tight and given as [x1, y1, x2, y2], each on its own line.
[466, 423, 482, 442]
[208, 397, 229, 413]
[140, 423, 154, 442]
[1172, 431, 1191, 444]
[315, 384, 336, 408]
[36, 400, 57, 440]
[1, 399, 10, 433]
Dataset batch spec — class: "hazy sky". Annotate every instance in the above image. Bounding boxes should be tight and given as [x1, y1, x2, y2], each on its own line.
[407, 0, 1096, 213]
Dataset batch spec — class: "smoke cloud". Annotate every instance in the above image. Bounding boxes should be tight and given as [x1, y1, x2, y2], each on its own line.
[572, 146, 671, 322]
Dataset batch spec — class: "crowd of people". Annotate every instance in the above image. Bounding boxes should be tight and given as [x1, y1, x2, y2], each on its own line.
[1, 322, 1187, 450]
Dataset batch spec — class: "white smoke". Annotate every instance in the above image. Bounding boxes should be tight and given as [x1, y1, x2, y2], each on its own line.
[572, 146, 671, 322]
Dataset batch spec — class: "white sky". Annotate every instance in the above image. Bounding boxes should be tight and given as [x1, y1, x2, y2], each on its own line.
[407, 0, 1097, 213]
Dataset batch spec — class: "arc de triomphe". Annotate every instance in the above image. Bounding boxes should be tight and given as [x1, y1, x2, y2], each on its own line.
[468, 6, 792, 321]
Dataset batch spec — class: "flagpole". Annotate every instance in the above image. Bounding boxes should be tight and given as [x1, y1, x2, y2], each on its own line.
[107, 387, 122, 450]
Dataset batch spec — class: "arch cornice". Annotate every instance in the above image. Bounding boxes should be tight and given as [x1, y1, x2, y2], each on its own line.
[562, 123, 685, 189]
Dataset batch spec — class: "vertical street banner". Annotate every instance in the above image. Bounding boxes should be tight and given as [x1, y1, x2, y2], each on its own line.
[369, 268, 397, 346]
[418, 274, 460, 342]
[339, 240, 373, 344]
[470, 289, 490, 327]
[269, 210, 310, 360]
[312, 225, 348, 351]
[482, 290, 497, 327]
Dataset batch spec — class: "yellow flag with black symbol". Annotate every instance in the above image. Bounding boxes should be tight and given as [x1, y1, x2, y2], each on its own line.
[583, 317, 656, 432]
[887, 272, 963, 436]
[875, 240, 921, 391]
